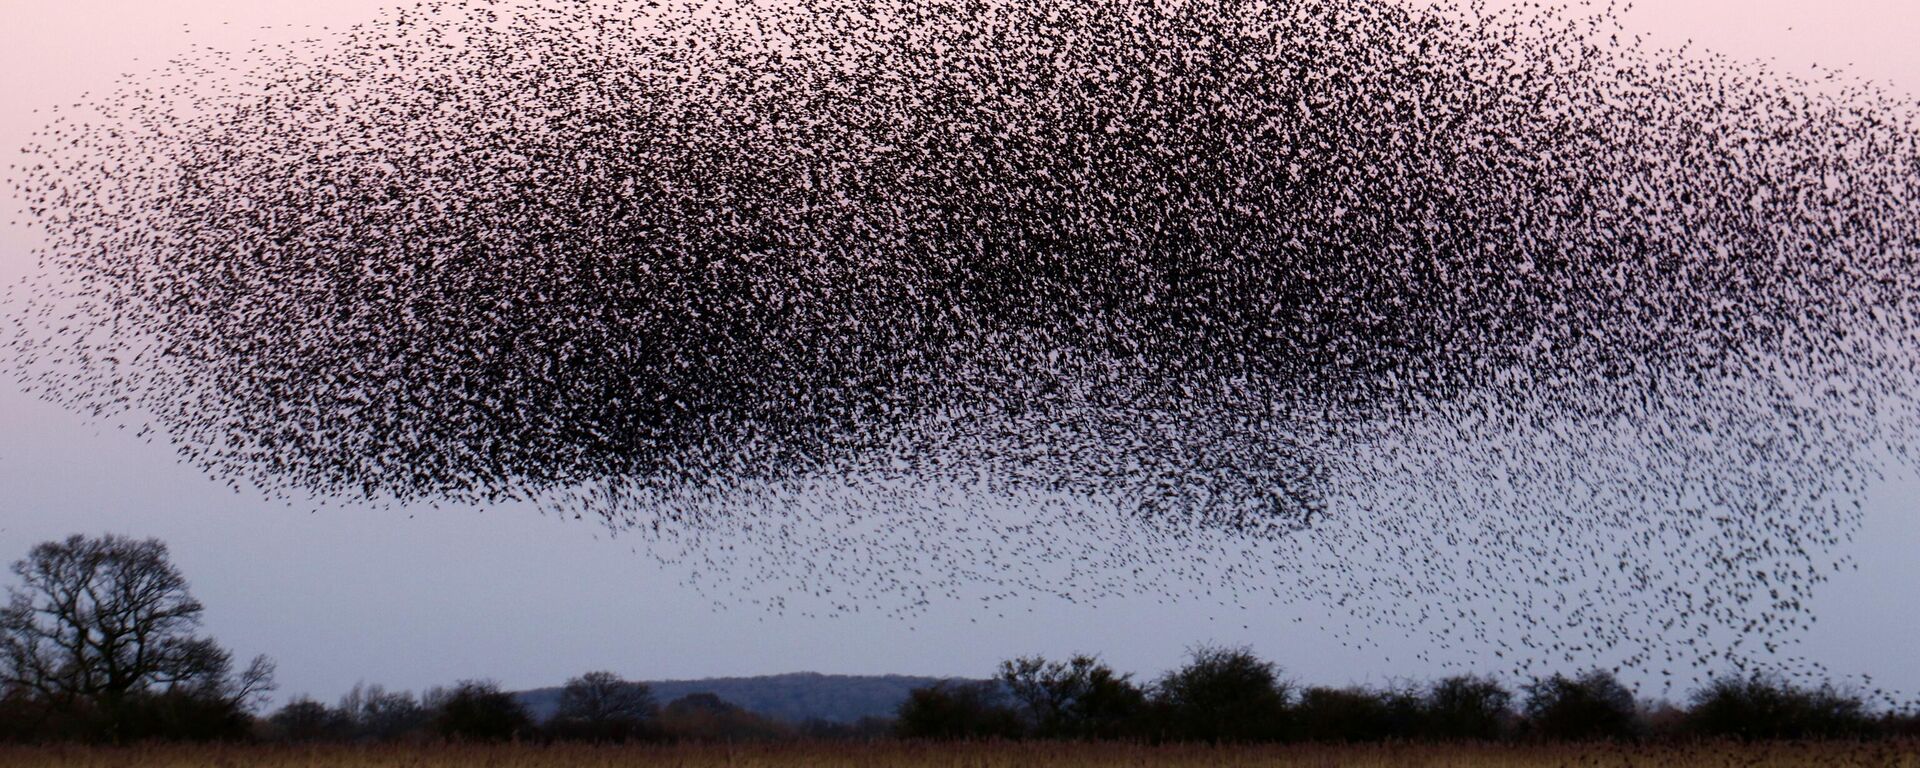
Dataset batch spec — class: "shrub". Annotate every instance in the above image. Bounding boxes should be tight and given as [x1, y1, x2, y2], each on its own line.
[1152, 646, 1290, 743]
[434, 680, 532, 742]
[1423, 675, 1513, 741]
[547, 671, 656, 743]
[896, 682, 1023, 741]
[658, 693, 792, 742]
[1294, 686, 1412, 743]
[267, 697, 354, 742]
[117, 689, 254, 742]
[999, 655, 1147, 739]
[326, 684, 435, 743]
[1522, 671, 1638, 741]
[1881, 709, 1920, 739]
[1687, 674, 1870, 740]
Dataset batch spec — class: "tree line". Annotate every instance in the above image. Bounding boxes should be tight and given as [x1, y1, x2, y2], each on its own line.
[897, 649, 1920, 744]
[4, 534, 1916, 744]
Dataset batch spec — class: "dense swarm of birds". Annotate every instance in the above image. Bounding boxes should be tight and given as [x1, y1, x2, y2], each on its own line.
[7, 0, 1919, 700]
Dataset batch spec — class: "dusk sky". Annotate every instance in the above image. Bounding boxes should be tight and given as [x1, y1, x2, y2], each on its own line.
[3, 0, 1918, 708]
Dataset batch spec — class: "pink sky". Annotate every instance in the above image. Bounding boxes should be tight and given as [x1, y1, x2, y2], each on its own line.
[3, 1, 1918, 704]
[3, 0, 1917, 117]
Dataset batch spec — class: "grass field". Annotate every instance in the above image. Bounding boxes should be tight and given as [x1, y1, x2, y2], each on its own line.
[1, 742, 1915, 768]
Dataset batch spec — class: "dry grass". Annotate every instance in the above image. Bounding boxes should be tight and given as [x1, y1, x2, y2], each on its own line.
[0, 742, 1915, 768]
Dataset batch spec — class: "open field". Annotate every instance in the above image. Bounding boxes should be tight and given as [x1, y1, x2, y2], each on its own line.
[1, 742, 1915, 768]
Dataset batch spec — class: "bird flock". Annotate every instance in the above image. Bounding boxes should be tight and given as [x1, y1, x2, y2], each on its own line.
[7, 0, 1920, 699]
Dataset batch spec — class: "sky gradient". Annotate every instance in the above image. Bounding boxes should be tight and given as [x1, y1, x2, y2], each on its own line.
[3, 0, 1918, 706]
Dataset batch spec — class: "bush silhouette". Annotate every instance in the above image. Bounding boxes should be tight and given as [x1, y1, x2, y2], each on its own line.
[268, 697, 354, 742]
[547, 671, 656, 742]
[1423, 675, 1513, 741]
[1522, 671, 1638, 741]
[1687, 674, 1870, 741]
[658, 693, 792, 741]
[433, 680, 531, 742]
[116, 689, 255, 742]
[998, 655, 1147, 739]
[896, 681, 1023, 740]
[1152, 646, 1290, 743]
[339, 684, 433, 742]
[1294, 686, 1420, 743]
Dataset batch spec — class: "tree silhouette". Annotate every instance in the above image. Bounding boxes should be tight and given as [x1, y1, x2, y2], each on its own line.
[1423, 675, 1513, 741]
[434, 680, 531, 742]
[998, 655, 1145, 739]
[1687, 674, 1869, 740]
[1294, 686, 1422, 743]
[0, 534, 274, 742]
[268, 696, 353, 742]
[1522, 671, 1638, 741]
[895, 681, 1022, 741]
[1153, 646, 1290, 743]
[550, 670, 655, 742]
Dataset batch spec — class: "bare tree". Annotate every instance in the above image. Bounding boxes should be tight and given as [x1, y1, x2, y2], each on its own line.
[999, 654, 1145, 739]
[0, 534, 274, 740]
[551, 670, 655, 741]
[335, 682, 431, 742]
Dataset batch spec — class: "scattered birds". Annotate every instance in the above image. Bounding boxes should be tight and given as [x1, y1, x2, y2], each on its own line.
[5, 0, 1919, 708]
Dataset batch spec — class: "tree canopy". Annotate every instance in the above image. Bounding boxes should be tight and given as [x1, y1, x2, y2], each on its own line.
[0, 534, 274, 742]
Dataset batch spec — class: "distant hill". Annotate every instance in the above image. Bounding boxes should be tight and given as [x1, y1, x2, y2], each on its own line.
[516, 673, 976, 724]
